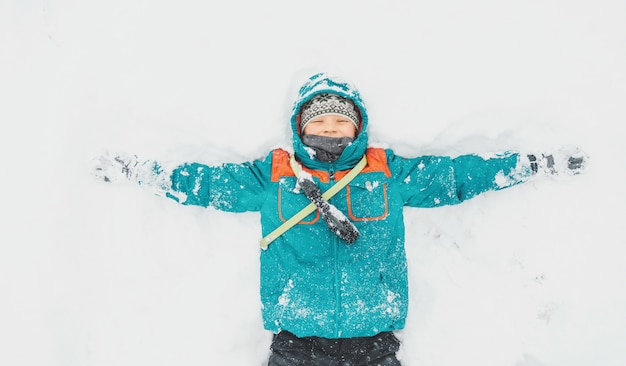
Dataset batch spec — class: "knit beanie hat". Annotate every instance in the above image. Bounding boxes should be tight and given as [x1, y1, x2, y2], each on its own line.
[300, 93, 361, 133]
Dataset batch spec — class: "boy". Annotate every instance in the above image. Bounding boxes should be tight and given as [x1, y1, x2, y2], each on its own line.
[93, 72, 585, 365]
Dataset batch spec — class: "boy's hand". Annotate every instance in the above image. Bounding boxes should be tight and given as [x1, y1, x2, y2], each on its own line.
[527, 146, 588, 176]
[92, 151, 140, 183]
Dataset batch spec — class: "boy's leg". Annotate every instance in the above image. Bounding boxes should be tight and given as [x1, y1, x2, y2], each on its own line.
[268, 331, 341, 366]
[347, 332, 402, 366]
[267, 331, 311, 366]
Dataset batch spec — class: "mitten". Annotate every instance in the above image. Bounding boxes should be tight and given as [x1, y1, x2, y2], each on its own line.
[92, 151, 141, 184]
[526, 146, 587, 176]
[297, 175, 360, 244]
[92, 151, 175, 198]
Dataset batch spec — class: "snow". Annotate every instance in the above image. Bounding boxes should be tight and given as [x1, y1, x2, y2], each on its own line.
[2, 0, 625, 365]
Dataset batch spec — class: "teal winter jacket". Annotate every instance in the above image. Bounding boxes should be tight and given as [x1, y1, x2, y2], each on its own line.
[165, 73, 533, 338]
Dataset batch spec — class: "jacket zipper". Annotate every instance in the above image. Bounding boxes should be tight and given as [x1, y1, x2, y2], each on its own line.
[328, 163, 341, 336]
[333, 234, 341, 337]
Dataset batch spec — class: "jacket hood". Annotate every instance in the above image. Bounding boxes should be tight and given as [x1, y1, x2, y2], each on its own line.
[290, 73, 369, 171]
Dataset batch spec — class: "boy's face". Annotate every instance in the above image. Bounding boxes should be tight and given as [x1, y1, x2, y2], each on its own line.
[302, 114, 357, 138]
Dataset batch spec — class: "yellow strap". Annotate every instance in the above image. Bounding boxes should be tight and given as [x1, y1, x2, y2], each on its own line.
[259, 154, 368, 249]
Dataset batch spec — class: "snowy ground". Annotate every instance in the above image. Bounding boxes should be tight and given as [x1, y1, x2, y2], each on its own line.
[2, 1, 625, 365]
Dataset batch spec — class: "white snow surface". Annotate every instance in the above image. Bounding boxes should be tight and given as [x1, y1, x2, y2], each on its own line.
[2, 1, 625, 365]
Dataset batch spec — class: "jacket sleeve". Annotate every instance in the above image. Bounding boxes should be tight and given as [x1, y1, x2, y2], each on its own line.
[387, 149, 533, 208]
[166, 152, 273, 212]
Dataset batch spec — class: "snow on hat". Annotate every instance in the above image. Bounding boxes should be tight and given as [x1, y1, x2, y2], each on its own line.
[300, 93, 361, 133]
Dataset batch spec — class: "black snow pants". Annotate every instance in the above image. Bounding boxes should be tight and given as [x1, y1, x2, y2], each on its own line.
[268, 330, 401, 366]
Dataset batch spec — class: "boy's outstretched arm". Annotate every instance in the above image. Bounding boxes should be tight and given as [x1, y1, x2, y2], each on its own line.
[391, 146, 587, 208]
[453, 147, 587, 202]
[92, 150, 271, 212]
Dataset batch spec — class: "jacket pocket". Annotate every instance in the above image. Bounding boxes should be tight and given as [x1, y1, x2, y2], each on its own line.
[277, 177, 320, 224]
[346, 179, 388, 221]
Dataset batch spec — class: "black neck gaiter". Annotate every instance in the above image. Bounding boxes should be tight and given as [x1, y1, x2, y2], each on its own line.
[301, 135, 354, 163]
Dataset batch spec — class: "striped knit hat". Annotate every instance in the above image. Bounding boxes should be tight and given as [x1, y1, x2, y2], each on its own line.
[300, 93, 361, 133]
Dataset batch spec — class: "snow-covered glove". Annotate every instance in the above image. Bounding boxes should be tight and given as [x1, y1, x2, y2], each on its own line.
[92, 151, 142, 184]
[298, 175, 360, 244]
[92, 151, 176, 198]
[526, 146, 587, 176]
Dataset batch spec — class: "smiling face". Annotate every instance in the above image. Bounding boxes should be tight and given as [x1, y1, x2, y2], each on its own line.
[302, 114, 358, 138]
[298, 93, 361, 138]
